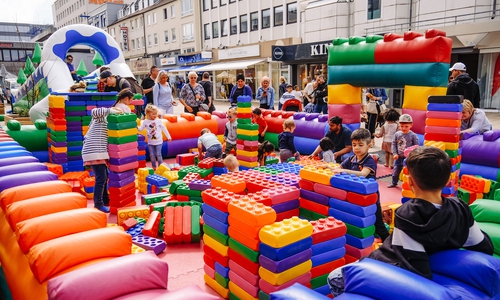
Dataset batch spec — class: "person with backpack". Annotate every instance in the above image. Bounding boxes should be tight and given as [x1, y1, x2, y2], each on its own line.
[153, 70, 177, 115]
[100, 70, 131, 93]
[199, 72, 215, 113]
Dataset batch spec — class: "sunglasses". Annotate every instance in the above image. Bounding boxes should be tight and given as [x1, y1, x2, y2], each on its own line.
[227, 115, 234, 119]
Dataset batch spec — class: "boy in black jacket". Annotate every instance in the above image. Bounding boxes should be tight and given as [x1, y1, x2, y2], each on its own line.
[328, 146, 493, 296]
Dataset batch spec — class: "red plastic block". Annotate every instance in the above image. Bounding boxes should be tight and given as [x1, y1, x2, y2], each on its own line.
[460, 174, 486, 193]
[310, 217, 347, 244]
[344, 254, 358, 264]
[203, 254, 216, 269]
[142, 210, 161, 237]
[183, 172, 201, 184]
[177, 153, 197, 165]
[199, 157, 216, 169]
[182, 205, 192, 243]
[121, 218, 138, 230]
[299, 179, 314, 191]
[299, 198, 329, 216]
[263, 186, 301, 204]
[248, 191, 272, 206]
[202, 187, 240, 212]
[345, 244, 373, 259]
[204, 245, 229, 267]
[275, 209, 300, 222]
[424, 133, 460, 143]
[311, 258, 345, 278]
[173, 206, 183, 243]
[109, 194, 137, 207]
[108, 181, 136, 196]
[313, 183, 347, 200]
[213, 158, 225, 168]
[163, 206, 175, 243]
[246, 178, 281, 193]
[229, 260, 259, 286]
[228, 248, 259, 274]
[346, 191, 377, 206]
[177, 195, 190, 202]
[228, 226, 260, 251]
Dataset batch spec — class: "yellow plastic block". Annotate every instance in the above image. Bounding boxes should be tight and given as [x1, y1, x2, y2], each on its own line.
[423, 140, 446, 151]
[163, 171, 179, 182]
[131, 244, 146, 253]
[327, 84, 362, 105]
[48, 95, 66, 108]
[236, 129, 259, 136]
[299, 166, 334, 185]
[259, 216, 313, 248]
[238, 150, 258, 157]
[228, 282, 259, 300]
[50, 145, 67, 154]
[259, 260, 312, 285]
[228, 198, 276, 227]
[138, 182, 148, 194]
[107, 223, 119, 227]
[203, 234, 229, 257]
[204, 274, 229, 298]
[444, 142, 459, 151]
[138, 168, 151, 178]
[239, 160, 259, 168]
[237, 107, 252, 114]
[155, 163, 171, 175]
[217, 134, 225, 144]
[108, 128, 138, 138]
[402, 188, 415, 199]
[402, 85, 447, 111]
[482, 178, 491, 194]
[117, 205, 151, 225]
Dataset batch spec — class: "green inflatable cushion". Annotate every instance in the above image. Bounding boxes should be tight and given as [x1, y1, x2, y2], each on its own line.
[470, 199, 500, 224]
[476, 222, 500, 256]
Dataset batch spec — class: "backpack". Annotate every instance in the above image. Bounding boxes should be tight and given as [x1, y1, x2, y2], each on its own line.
[119, 77, 144, 95]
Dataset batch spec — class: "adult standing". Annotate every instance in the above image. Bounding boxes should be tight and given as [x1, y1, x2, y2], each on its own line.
[229, 73, 252, 108]
[256, 76, 275, 109]
[199, 72, 215, 113]
[97, 66, 110, 92]
[100, 70, 131, 93]
[66, 55, 79, 82]
[279, 76, 287, 98]
[303, 76, 315, 107]
[460, 99, 492, 135]
[365, 87, 388, 140]
[313, 75, 328, 114]
[447, 62, 481, 108]
[153, 70, 176, 115]
[309, 116, 353, 163]
[141, 66, 159, 105]
[179, 71, 206, 115]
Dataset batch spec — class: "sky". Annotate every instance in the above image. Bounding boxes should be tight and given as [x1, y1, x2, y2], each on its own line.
[1, 0, 54, 25]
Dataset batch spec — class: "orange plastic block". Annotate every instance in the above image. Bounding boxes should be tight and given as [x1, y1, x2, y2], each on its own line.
[182, 205, 192, 243]
[299, 166, 335, 185]
[311, 217, 346, 244]
[402, 188, 416, 199]
[142, 210, 161, 237]
[460, 175, 487, 193]
[299, 198, 329, 216]
[203, 187, 241, 212]
[83, 177, 95, 188]
[228, 198, 276, 227]
[228, 226, 260, 251]
[121, 218, 138, 230]
[44, 163, 63, 177]
[346, 192, 377, 206]
[173, 206, 183, 243]
[227, 215, 261, 239]
[259, 217, 313, 248]
[425, 118, 461, 127]
[163, 206, 175, 243]
[117, 205, 151, 226]
[211, 175, 246, 193]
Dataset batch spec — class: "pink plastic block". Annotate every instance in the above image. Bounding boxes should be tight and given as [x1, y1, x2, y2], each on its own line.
[204, 263, 216, 279]
[109, 148, 138, 159]
[108, 141, 139, 152]
[228, 270, 259, 297]
[313, 183, 347, 200]
[109, 161, 139, 173]
[426, 111, 462, 120]
[229, 260, 260, 286]
[262, 186, 300, 204]
[425, 125, 460, 135]
[345, 244, 373, 259]
[241, 140, 259, 147]
[258, 271, 312, 295]
[403, 145, 420, 158]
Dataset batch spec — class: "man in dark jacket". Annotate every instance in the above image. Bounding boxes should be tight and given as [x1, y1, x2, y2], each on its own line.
[313, 75, 328, 114]
[447, 62, 481, 108]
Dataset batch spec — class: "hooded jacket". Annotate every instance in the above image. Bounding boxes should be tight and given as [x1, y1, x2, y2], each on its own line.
[367, 197, 493, 279]
[447, 73, 481, 108]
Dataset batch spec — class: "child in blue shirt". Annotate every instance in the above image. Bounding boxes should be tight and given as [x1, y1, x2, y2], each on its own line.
[278, 119, 300, 162]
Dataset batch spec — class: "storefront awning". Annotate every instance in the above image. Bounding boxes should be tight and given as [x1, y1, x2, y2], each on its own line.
[165, 64, 209, 72]
[195, 59, 265, 72]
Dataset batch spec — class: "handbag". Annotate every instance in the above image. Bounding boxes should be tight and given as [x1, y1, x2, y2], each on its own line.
[366, 101, 378, 114]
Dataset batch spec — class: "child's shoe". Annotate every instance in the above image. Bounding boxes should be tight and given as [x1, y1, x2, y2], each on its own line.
[387, 183, 397, 188]
[96, 206, 110, 213]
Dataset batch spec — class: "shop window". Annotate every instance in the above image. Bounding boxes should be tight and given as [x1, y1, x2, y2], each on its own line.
[262, 9, 270, 29]
[250, 12, 258, 31]
[240, 14, 248, 33]
[274, 6, 283, 26]
[367, 0, 381, 20]
[230, 17, 237, 35]
[287, 2, 297, 24]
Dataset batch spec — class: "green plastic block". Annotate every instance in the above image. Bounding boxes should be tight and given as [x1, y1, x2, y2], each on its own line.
[50, 130, 67, 136]
[237, 123, 259, 130]
[65, 105, 86, 111]
[229, 291, 241, 300]
[484, 179, 500, 200]
[203, 224, 228, 246]
[158, 217, 165, 234]
[236, 101, 252, 108]
[178, 166, 213, 179]
[107, 113, 137, 123]
[258, 290, 270, 300]
[345, 223, 375, 239]
[457, 187, 472, 204]
[236, 118, 251, 124]
[91, 95, 102, 100]
[189, 196, 203, 203]
[215, 272, 229, 288]
[66, 116, 82, 122]
[107, 121, 138, 130]
[168, 180, 186, 195]
[299, 208, 327, 221]
[143, 192, 170, 205]
[176, 185, 202, 197]
[237, 134, 258, 141]
[67, 151, 82, 156]
[151, 203, 168, 216]
[108, 135, 138, 144]
[252, 166, 282, 174]
[445, 149, 458, 158]
[191, 205, 201, 242]
[228, 238, 259, 262]
[311, 274, 329, 289]
[67, 141, 83, 147]
[100, 95, 118, 100]
[50, 134, 67, 142]
[134, 217, 146, 224]
[264, 157, 279, 165]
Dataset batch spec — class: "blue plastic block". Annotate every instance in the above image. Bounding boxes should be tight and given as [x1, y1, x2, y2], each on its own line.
[442, 185, 456, 195]
[259, 237, 313, 261]
[126, 223, 145, 237]
[330, 173, 378, 195]
[203, 213, 229, 235]
[300, 189, 329, 206]
[213, 166, 227, 175]
[270, 283, 329, 300]
[259, 248, 312, 273]
[427, 103, 463, 112]
[329, 197, 377, 217]
[237, 95, 252, 103]
[328, 208, 376, 228]
[311, 236, 346, 256]
[272, 199, 300, 214]
[311, 247, 346, 267]
[202, 203, 229, 223]
[345, 233, 375, 249]
[146, 174, 169, 186]
[215, 262, 230, 278]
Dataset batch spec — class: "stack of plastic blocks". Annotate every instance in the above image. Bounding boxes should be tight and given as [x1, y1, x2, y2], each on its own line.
[225, 198, 276, 299]
[83, 177, 95, 199]
[424, 95, 464, 200]
[457, 175, 491, 205]
[212, 158, 227, 175]
[178, 165, 214, 180]
[329, 173, 379, 263]
[58, 171, 90, 194]
[258, 217, 314, 300]
[107, 113, 139, 213]
[163, 201, 202, 244]
[177, 153, 197, 165]
[137, 167, 155, 194]
[47, 94, 69, 172]
[309, 217, 347, 296]
[266, 162, 303, 175]
[137, 133, 147, 168]
[146, 174, 169, 194]
[262, 186, 301, 222]
[235, 95, 259, 169]
[202, 187, 237, 298]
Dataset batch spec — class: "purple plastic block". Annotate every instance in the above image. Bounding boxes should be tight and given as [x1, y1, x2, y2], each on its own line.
[272, 199, 300, 214]
[259, 248, 312, 273]
[67, 125, 83, 132]
[50, 141, 67, 147]
[108, 169, 135, 181]
[137, 134, 146, 142]
[67, 156, 82, 161]
[132, 234, 166, 254]
[109, 155, 139, 166]
[300, 189, 329, 205]
[67, 121, 82, 126]
[51, 152, 67, 159]
[188, 179, 212, 191]
[108, 174, 136, 187]
[51, 158, 68, 164]
[65, 111, 87, 116]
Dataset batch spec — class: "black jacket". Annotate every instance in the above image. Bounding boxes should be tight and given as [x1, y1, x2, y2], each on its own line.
[314, 82, 328, 104]
[367, 197, 493, 279]
[446, 73, 481, 108]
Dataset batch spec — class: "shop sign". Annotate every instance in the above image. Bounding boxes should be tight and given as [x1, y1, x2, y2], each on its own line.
[178, 53, 210, 64]
[272, 40, 333, 61]
[160, 57, 176, 66]
[219, 45, 260, 60]
[120, 26, 128, 51]
[89, 0, 124, 4]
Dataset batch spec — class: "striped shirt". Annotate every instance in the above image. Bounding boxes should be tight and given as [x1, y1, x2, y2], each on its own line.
[82, 107, 113, 162]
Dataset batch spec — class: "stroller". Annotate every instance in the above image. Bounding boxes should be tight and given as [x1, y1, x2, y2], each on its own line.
[281, 99, 303, 112]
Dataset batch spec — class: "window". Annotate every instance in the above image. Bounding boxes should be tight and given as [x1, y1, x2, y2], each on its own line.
[250, 12, 258, 31]
[131, 20, 134, 30]
[2, 50, 11, 61]
[181, 0, 193, 16]
[141, 36, 145, 48]
[147, 15, 151, 25]
[211, 0, 217, 9]
[203, 0, 210, 11]
[163, 8, 168, 19]
[240, 14, 247, 33]
[138, 17, 141, 28]
[367, 0, 381, 20]
[148, 35, 152, 47]
[262, 9, 270, 29]
[229, 0, 235, 3]
[230, 17, 237, 35]
[131, 39, 135, 50]
[164, 30, 169, 42]
[204, 23, 211, 40]
[287, 2, 297, 24]
[274, 6, 283, 26]
[221, 19, 228, 36]
[171, 5, 175, 17]
[220, 0, 227, 6]
[154, 33, 158, 45]
[153, 12, 157, 23]
[182, 23, 194, 42]
[171, 28, 176, 41]
[212, 21, 219, 38]
[137, 38, 141, 49]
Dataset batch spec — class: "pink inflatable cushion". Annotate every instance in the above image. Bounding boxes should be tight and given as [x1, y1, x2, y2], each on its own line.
[114, 285, 220, 300]
[47, 251, 168, 300]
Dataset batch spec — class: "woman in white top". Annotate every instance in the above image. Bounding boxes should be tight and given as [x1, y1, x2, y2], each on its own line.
[461, 99, 492, 135]
[153, 70, 176, 115]
[113, 88, 133, 114]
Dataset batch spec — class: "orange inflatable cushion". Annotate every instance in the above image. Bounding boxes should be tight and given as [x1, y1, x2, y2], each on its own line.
[27, 226, 132, 283]
[16, 208, 107, 254]
[0, 180, 72, 211]
[6, 192, 87, 230]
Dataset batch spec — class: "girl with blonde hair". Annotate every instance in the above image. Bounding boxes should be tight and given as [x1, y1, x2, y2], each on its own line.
[461, 99, 492, 135]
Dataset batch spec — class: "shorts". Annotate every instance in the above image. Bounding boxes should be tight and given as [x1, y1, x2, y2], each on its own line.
[224, 142, 237, 155]
[381, 142, 392, 153]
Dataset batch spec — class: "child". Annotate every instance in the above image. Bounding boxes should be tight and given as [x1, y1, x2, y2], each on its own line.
[278, 119, 300, 162]
[113, 88, 134, 113]
[138, 104, 172, 169]
[223, 108, 237, 157]
[82, 106, 123, 213]
[328, 128, 389, 242]
[328, 146, 493, 296]
[69, 81, 86, 92]
[278, 84, 296, 110]
[224, 154, 239, 172]
[252, 108, 268, 144]
[375, 109, 400, 168]
[387, 114, 419, 188]
[198, 128, 223, 159]
[319, 137, 335, 163]
[257, 140, 275, 166]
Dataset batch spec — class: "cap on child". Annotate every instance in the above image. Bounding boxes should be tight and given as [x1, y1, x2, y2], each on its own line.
[399, 114, 413, 123]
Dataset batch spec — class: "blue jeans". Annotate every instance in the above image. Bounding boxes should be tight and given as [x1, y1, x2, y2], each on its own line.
[91, 164, 109, 208]
[314, 102, 328, 114]
[205, 144, 222, 158]
[327, 262, 356, 296]
[149, 144, 163, 169]
[391, 156, 405, 185]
